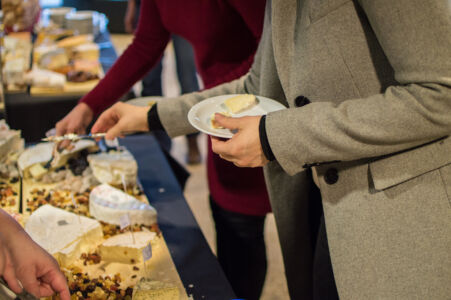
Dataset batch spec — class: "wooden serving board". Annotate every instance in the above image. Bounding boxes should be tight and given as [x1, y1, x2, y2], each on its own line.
[30, 79, 101, 96]
[20, 178, 188, 299]
[68, 234, 188, 299]
[30, 64, 104, 96]
[0, 178, 21, 214]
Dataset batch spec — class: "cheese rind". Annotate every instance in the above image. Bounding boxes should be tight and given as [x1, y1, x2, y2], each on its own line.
[99, 231, 158, 264]
[89, 184, 157, 226]
[72, 43, 100, 60]
[224, 94, 257, 114]
[0, 122, 24, 164]
[17, 140, 96, 179]
[87, 150, 138, 186]
[24, 205, 103, 267]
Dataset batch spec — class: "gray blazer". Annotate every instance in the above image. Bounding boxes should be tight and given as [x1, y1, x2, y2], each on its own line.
[158, 0, 451, 298]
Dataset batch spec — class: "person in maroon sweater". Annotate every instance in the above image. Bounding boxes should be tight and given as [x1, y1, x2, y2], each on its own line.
[55, 1, 269, 298]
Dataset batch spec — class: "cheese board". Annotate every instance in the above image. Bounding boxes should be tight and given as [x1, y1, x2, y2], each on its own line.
[0, 125, 189, 299]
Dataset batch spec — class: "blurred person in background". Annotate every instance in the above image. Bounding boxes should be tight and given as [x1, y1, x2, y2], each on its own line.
[55, 1, 269, 299]
[124, 0, 201, 163]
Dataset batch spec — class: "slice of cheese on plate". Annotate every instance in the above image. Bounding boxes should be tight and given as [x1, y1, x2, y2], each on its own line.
[99, 231, 158, 264]
[224, 94, 257, 114]
[90, 184, 157, 226]
[25, 204, 103, 267]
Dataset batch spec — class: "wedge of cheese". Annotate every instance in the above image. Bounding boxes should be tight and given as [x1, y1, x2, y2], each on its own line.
[17, 140, 96, 179]
[133, 279, 180, 300]
[0, 123, 24, 163]
[89, 184, 157, 226]
[87, 149, 138, 187]
[25, 205, 103, 267]
[99, 231, 158, 264]
[57, 34, 93, 49]
[72, 43, 100, 61]
[224, 94, 257, 114]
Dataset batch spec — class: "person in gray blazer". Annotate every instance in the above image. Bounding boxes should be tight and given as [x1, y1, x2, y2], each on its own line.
[92, 0, 451, 298]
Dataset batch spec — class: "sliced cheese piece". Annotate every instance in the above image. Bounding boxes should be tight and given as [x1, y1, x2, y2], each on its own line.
[57, 34, 93, 49]
[38, 48, 69, 71]
[224, 94, 257, 114]
[25, 204, 103, 267]
[72, 43, 100, 60]
[133, 279, 180, 300]
[28, 163, 48, 179]
[0, 123, 24, 163]
[23, 68, 66, 88]
[99, 231, 157, 264]
[17, 140, 96, 178]
[89, 184, 157, 226]
[87, 150, 138, 186]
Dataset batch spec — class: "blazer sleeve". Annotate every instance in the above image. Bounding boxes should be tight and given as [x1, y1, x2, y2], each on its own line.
[265, 0, 451, 175]
[79, 0, 171, 116]
[156, 0, 274, 137]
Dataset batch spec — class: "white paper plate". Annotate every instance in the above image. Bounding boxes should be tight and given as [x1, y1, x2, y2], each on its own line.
[188, 94, 286, 139]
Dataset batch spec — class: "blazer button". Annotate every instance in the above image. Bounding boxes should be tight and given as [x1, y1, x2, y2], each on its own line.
[295, 95, 311, 107]
[324, 168, 339, 185]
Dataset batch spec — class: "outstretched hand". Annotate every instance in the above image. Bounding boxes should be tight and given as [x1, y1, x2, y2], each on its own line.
[0, 212, 70, 299]
[91, 102, 150, 140]
[211, 113, 268, 167]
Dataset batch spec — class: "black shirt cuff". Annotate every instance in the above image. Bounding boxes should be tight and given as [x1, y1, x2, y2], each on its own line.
[147, 104, 165, 131]
[259, 115, 275, 161]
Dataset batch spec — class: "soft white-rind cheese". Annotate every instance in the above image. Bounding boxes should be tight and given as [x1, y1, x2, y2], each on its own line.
[87, 150, 138, 187]
[99, 231, 158, 264]
[24, 204, 103, 267]
[17, 140, 96, 179]
[89, 184, 157, 226]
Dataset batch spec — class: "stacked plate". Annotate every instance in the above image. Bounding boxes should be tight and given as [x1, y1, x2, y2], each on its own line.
[43, 7, 75, 28]
[65, 10, 99, 35]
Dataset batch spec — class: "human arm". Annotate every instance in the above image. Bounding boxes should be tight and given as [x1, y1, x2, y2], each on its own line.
[124, 0, 137, 33]
[0, 209, 70, 299]
[55, 0, 170, 136]
[80, 0, 170, 116]
[212, 0, 451, 174]
[91, 0, 277, 140]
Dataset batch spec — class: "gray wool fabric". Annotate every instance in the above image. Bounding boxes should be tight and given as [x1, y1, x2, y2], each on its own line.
[157, 0, 451, 299]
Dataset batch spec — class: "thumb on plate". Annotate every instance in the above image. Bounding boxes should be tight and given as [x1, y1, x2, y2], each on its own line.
[214, 113, 241, 130]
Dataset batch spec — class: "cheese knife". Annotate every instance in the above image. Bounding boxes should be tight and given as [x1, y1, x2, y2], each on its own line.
[0, 277, 39, 300]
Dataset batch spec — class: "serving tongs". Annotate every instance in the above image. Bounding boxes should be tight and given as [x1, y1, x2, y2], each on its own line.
[0, 277, 39, 300]
[41, 132, 107, 143]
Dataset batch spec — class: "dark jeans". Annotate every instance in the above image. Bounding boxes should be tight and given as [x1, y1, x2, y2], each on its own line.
[141, 35, 199, 97]
[313, 213, 340, 300]
[142, 35, 199, 146]
[210, 197, 267, 300]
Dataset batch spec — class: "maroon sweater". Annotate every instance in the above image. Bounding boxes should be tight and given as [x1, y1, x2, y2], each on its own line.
[81, 0, 271, 216]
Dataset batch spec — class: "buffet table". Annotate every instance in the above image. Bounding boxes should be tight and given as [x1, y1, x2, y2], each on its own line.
[121, 134, 236, 299]
[3, 30, 133, 143]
